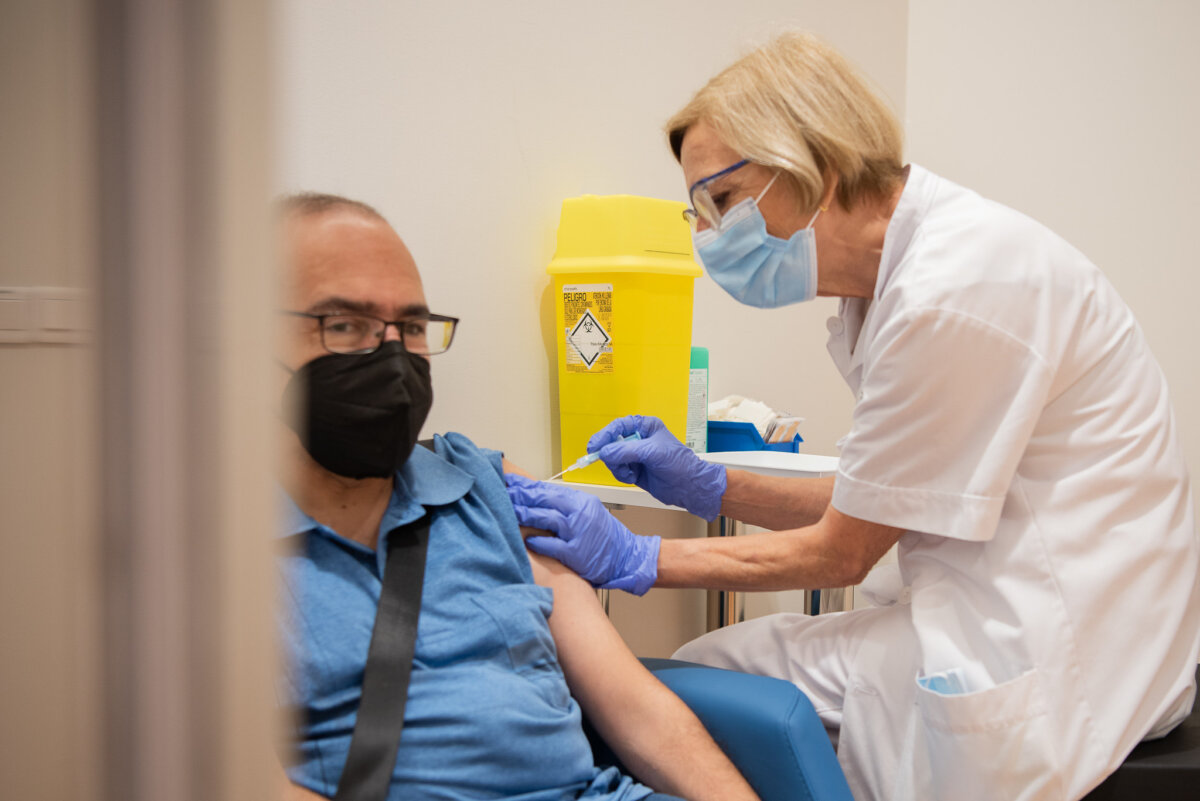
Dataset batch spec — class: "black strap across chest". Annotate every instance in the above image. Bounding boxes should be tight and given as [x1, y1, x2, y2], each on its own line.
[333, 440, 435, 801]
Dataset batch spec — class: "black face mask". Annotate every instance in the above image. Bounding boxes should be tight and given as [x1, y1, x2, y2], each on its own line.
[283, 341, 434, 479]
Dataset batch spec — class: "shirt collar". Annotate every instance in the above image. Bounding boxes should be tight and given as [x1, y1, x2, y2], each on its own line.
[397, 438, 475, 508]
[875, 163, 935, 298]
[274, 437, 475, 541]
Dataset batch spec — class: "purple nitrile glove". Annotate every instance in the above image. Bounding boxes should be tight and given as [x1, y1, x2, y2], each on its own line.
[505, 473, 660, 596]
[588, 415, 727, 521]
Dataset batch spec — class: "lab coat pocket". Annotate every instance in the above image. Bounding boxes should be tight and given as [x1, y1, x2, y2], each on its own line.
[915, 669, 1064, 801]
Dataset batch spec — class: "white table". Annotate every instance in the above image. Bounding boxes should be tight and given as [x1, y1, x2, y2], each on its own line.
[553, 451, 840, 631]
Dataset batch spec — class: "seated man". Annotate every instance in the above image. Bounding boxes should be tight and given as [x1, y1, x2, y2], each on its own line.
[274, 192, 758, 801]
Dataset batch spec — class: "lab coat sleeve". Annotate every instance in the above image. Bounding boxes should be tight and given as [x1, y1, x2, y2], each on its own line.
[832, 306, 1052, 541]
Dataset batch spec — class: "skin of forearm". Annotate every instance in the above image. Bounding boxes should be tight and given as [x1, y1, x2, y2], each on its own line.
[719, 471, 834, 531]
[656, 506, 901, 592]
[598, 677, 761, 801]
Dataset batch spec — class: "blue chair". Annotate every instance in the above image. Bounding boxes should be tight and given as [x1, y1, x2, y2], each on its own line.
[615, 661, 1200, 800]
[587, 658, 854, 801]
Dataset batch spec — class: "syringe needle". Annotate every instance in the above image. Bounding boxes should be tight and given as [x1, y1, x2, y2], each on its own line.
[543, 431, 642, 482]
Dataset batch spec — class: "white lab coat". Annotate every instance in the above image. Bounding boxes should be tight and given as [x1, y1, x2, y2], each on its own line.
[675, 165, 1200, 801]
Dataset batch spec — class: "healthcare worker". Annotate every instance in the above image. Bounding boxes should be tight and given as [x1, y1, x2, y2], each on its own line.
[506, 31, 1200, 801]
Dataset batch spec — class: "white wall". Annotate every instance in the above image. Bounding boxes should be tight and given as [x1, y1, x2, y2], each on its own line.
[906, 0, 1200, 509]
[275, 0, 909, 473]
[276, 1, 1199, 654]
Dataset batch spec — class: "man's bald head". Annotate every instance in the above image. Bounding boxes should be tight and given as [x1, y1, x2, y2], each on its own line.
[277, 192, 427, 373]
[278, 191, 388, 225]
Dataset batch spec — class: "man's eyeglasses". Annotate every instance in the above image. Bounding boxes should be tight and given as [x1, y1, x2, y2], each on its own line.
[283, 311, 459, 355]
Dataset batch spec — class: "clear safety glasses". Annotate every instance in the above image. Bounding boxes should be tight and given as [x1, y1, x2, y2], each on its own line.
[682, 160, 782, 232]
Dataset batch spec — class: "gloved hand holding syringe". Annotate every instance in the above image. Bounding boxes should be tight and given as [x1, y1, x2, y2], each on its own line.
[545, 432, 642, 481]
[506, 415, 729, 595]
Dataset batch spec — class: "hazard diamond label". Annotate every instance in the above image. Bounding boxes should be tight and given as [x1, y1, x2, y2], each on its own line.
[567, 309, 610, 369]
[563, 284, 613, 373]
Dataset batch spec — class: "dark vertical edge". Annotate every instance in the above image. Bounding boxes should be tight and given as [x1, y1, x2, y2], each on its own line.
[92, 0, 135, 798]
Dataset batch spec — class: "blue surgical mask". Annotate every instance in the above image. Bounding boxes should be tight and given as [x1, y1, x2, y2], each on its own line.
[692, 177, 822, 308]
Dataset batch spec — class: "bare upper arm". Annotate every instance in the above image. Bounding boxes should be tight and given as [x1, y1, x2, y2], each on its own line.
[500, 457, 552, 541]
[527, 552, 645, 701]
[527, 552, 610, 637]
[501, 456, 532, 479]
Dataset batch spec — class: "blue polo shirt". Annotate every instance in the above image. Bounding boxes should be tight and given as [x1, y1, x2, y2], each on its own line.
[276, 431, 652, 800]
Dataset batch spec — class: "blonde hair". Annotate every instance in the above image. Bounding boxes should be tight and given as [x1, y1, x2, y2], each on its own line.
[667, 31, 904, 211]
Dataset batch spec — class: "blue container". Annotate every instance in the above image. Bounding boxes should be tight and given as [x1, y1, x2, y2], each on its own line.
[706, 420, 803, 453]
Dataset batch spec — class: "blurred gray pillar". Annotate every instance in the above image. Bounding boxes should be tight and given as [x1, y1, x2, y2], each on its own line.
[93, 0, 276, 800]
[3, 0, 275, 797]
[0, 1, 102, 798]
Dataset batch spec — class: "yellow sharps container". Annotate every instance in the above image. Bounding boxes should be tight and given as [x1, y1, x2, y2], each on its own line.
[547, 194, 702, 486]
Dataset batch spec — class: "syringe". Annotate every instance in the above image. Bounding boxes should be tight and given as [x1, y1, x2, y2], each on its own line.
[545, 432, 642, 481]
